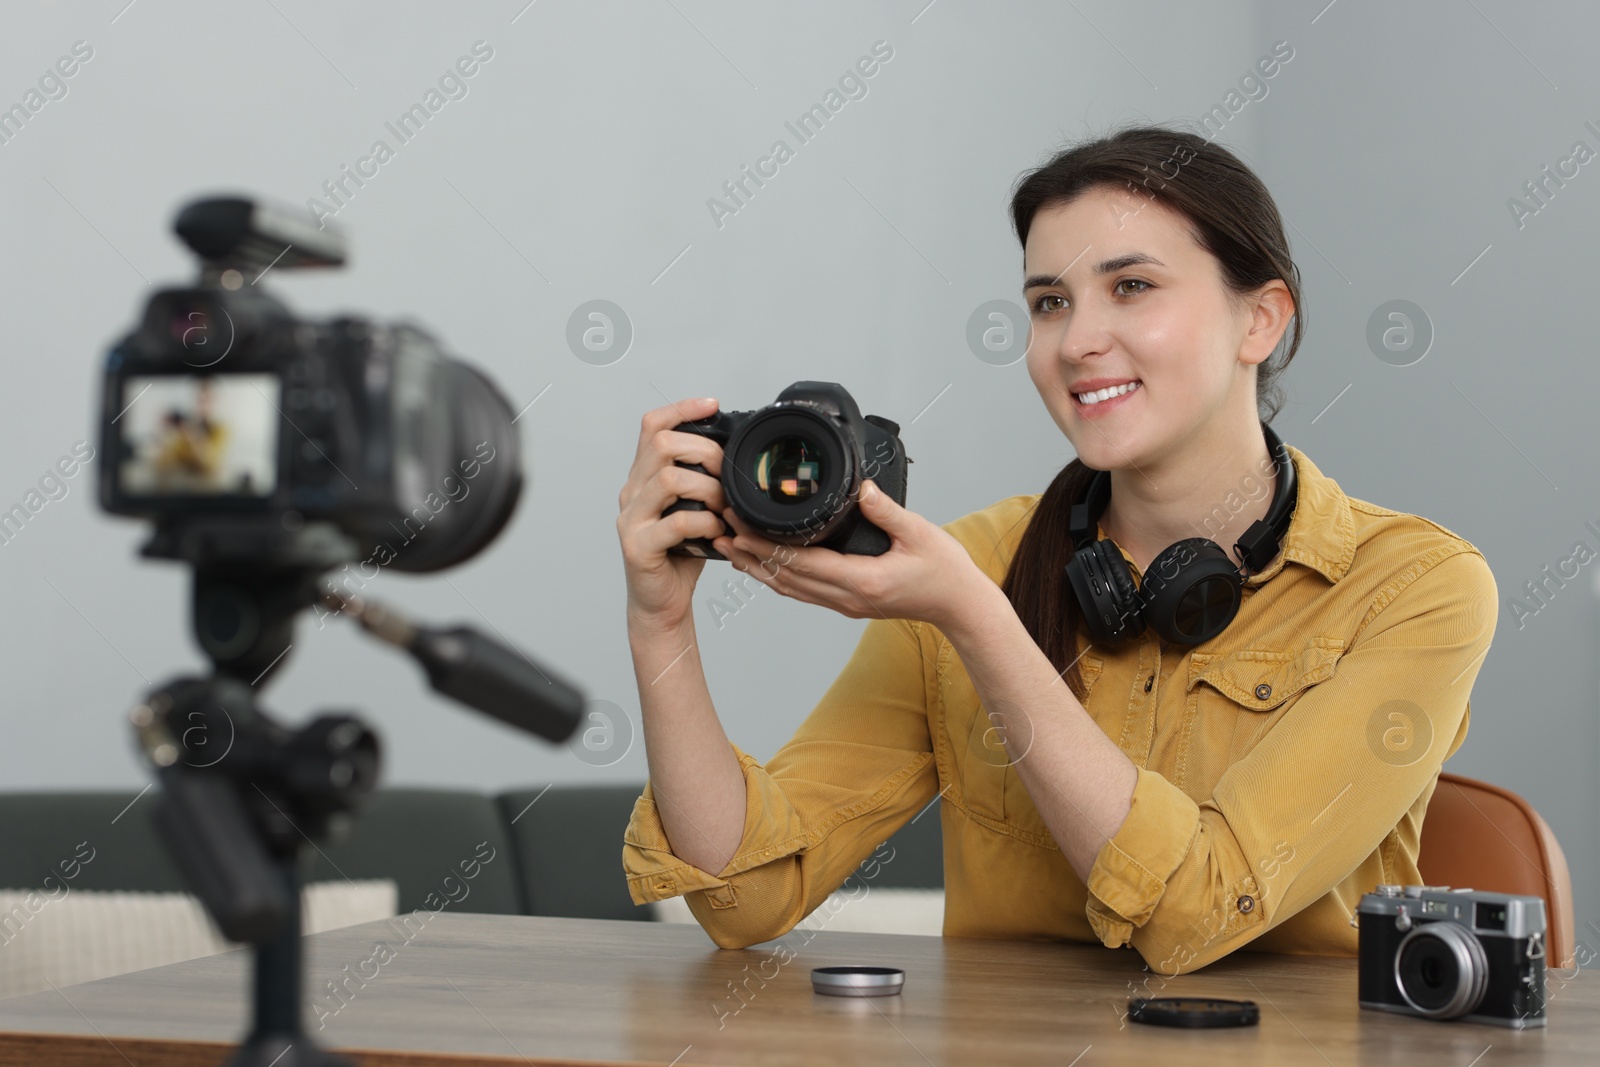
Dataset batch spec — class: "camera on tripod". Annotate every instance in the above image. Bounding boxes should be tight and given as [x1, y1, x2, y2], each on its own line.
[98, 195, 520, 577]
[97, 195, 584, 1067]
[1356, 883, 1547, 1028]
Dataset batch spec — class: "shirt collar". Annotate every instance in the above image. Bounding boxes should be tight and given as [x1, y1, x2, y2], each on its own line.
[1095, 443, 1356, 587]
[1247, 443, 1354, 586]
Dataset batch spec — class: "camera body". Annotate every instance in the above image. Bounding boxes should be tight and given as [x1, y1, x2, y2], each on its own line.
[98, 197, 521, 573]
[1357, 884, 1547, 1028]
[663, 381, 908, 560]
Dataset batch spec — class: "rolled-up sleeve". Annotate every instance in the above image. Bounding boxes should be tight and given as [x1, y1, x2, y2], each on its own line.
[1084, 766, 1201, 948]
[1082, 547, 1498, 974]
[622, 614, 940, 949]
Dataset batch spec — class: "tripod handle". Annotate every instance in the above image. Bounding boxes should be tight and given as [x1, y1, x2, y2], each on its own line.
[319, 587, 588, 745]
[409, 624, 585, 744]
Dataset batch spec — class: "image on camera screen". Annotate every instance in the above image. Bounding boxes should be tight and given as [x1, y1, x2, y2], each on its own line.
[118, 374, 279, 497]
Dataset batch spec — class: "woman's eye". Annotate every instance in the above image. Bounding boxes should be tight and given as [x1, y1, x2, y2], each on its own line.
[1030, 282, 1146, 312]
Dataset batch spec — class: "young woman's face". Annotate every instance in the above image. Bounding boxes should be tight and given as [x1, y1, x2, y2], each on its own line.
[1022, 184, 1261, 472]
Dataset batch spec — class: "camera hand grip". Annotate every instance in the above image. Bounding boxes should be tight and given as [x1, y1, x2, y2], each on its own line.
[662, 458, 735, 559]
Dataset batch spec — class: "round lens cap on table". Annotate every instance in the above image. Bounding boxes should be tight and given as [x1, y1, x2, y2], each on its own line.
[811, 966, 905, 997]
[1127, 997, 1259, 1028]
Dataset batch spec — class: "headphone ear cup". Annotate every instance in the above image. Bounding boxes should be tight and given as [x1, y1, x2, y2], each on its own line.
[1066, 540, 1145, 645]
[1141, 537, 1243, 645]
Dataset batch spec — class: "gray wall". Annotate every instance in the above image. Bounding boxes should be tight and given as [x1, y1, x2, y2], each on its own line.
[2, 2, 1593, 936]
[1251, 0, 1600, 945]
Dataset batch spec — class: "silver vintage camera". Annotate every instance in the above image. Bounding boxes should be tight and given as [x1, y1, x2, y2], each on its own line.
[1356, 884, 1547, 1028]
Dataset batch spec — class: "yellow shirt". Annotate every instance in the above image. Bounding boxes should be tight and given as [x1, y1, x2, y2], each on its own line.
[622, 444, 1499, 974]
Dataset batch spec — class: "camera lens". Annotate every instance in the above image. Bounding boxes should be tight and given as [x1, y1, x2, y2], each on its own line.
[386, 358, 522, 573]
[723, 409, 851, 543]
[752, 435, 824, 503]
[1394, 922, 1489, 1019]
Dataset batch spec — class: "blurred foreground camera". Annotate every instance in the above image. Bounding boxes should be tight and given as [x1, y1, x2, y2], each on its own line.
[98, 196, 583, 1067]
[1357, 884, 1547, 1028]
[663, 381, 909, 560]
[98, 196, 520, 575]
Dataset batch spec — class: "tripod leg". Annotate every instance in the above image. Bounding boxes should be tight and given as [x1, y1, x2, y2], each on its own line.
[227, 855, 354, 1067]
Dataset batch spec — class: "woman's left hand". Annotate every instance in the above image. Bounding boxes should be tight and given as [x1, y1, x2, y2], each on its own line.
[711, 479, 991, 634]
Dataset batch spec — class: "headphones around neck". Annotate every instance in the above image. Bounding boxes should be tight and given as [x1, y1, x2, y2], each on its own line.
[1065, 421, 1298, 647]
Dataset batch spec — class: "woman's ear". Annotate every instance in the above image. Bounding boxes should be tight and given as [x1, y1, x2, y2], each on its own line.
[1240, 279, 1294, 367]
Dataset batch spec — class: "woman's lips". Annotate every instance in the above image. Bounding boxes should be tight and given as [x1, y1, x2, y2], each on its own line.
[1071, 381, 1141, 419]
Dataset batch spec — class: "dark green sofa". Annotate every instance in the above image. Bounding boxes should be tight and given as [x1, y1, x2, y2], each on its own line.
[0, 785, 945, 919]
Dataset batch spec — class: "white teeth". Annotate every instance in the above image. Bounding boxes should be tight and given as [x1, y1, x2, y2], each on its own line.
[1075, 381, 1140, 405]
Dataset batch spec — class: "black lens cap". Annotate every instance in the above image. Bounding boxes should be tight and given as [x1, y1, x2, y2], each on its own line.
[1127, 996, 1259, 1028]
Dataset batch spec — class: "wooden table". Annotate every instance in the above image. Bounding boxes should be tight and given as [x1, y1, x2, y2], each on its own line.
[0, 912, 1593, 1065]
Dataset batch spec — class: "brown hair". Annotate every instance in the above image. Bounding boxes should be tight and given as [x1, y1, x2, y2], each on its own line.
[1000, 122, 1305, 699]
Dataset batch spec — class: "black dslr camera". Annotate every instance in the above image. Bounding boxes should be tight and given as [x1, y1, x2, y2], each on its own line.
[97, 196, 521, 574]
[1357, 884, 1547, 1028]
[662, 381, 908, 560]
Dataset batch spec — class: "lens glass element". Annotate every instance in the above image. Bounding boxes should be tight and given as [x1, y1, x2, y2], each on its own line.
[1399, 935, 1462, 1013]
[1395, 923, 1487, 1019]
[752, 436, 824, 504]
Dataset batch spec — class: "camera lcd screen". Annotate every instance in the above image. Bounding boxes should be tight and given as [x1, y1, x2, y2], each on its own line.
[117, 374, 279, 497]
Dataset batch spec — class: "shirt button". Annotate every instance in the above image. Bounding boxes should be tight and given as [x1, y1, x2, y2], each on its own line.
[1238, 894, 1256, 914]
[1254, 683, 1272, 700]
[1144, 675, 1154, 693]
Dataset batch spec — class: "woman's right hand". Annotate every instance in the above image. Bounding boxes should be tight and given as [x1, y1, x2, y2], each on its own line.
[616, 397, 732, 632]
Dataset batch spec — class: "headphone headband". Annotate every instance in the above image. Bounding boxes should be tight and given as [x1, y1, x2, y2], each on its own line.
[1067, 421, 1296, 576]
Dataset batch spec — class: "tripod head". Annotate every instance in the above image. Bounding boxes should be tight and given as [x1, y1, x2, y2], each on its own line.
[125, 561, 584, 1066]
[130, 560, 585, 936]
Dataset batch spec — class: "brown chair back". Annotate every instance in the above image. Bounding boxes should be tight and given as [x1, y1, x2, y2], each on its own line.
[1417, 771, 1576, 968]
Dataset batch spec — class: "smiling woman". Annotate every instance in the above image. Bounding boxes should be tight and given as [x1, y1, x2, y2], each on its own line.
[1007, 125, 1307, 685]
[616, 122, 1499, 977]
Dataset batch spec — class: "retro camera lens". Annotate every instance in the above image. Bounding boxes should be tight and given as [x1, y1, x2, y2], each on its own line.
[1395, 922, 1489, 1019]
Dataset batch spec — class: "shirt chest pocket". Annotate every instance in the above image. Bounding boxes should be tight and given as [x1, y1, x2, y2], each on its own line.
[1173, 637, 1344, 797]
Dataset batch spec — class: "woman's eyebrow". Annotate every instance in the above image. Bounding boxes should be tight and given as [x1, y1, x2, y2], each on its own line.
[1023, 252, 1167, 290]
